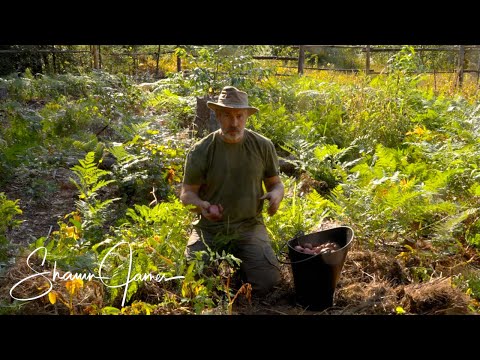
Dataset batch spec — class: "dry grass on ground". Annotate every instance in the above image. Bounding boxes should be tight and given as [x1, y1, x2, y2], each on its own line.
[1, 237, 477, 315]
[232, 246, 477, 315]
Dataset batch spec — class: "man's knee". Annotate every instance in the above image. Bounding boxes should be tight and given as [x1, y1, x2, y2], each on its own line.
[184, 228, 211, 262]
[248, 266, 281, 296]
[184, 245, 210, 263]
[240, 250, 282, 295]
[236, 225, 282, 295]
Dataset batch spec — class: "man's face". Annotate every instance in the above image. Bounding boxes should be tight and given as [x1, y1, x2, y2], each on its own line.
[216, 108, 248, 143]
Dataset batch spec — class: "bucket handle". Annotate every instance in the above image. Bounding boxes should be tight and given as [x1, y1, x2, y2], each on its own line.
[275, 229, 352, 265]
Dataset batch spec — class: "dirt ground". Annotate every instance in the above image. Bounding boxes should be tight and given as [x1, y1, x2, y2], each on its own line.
[229, 222, 477, 315]
[230, 249, 475, 315]
[5, 166, 77, 247]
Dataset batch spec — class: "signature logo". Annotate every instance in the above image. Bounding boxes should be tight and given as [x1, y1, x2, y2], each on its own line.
[10, 241, 184, 307]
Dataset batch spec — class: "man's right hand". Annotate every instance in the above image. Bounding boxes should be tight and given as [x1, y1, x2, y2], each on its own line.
[180, 184, 223, 221]
[201, 203, 224, 222]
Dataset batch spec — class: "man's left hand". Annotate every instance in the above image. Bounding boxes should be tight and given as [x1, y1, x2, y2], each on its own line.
[260, 190, 282, 216]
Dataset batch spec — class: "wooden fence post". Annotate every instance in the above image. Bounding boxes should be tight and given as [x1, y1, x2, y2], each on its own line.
[298, 45, 305, 75]
[177, 45, 182, 72]
[132, 50, 137, 78]
[177, 54, 182, 72]
[365, 45, 371, 74]
[457, 45, 465, 88]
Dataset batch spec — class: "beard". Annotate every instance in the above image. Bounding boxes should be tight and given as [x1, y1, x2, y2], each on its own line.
[221, 128, 244, 143]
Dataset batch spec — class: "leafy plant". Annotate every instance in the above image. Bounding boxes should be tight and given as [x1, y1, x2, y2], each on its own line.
[264, 177, 338, 252]
[0, 193, 23, 261]
[180, 245, 241, 314]
[70, 151, 120, 243]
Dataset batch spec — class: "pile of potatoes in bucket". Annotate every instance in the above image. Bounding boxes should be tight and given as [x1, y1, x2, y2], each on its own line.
[294, 241, 340, 255]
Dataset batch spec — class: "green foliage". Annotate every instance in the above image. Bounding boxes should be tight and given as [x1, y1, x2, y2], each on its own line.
[265, 177, 339, 252]
[23, 177, 58, 205]
[93, 198, 193, 307]
[108, 129, 187, 205]
[0, 139, 10, 187]
[180, 243, 241, 314]
[332, 136, 480, 247]
[0, 193, 23, 261]
[71, 152, 114, 199]
[171, 46, 273, 96]
[281, 137, 362, 190]
[146, 89, 196, 130]
[0, 46, 45, 76]
[40, 100, 93, 137]
[0, 100, 43, 151]
[26, 151, 119, 270]
[387, 46, 422, 74]
[465, 275, 480, 302]
[70, 152, 120, 242]
[250, 103, 296, 146]
[95, 240, 159, 306]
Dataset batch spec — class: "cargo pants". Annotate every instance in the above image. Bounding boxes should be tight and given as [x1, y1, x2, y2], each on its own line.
[184, 224, 281, 296]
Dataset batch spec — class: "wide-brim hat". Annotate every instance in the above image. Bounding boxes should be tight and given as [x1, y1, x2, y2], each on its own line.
[207, 86, 259, 116]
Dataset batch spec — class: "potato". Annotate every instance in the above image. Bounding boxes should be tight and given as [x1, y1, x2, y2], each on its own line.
[303, 242, 313, 250]
[294, 245, 304, 252]
[208, 204, 220, 216]
[207, 204, 222, 220]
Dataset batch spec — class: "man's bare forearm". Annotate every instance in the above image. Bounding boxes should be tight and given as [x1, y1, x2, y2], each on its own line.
[180, 190, 209, 214]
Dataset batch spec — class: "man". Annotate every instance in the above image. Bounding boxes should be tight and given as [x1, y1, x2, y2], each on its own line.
[180, 86, 284, 296]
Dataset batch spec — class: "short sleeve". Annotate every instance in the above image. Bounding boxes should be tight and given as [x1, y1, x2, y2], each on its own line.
[263, 140, 279, 178]
[182, 144, 207, 185]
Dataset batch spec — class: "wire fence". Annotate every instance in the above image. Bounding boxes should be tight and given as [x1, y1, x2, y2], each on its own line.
[1, 45, 479, 88]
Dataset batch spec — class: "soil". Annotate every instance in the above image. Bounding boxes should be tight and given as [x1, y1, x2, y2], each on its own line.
[5, 166, 77, 247]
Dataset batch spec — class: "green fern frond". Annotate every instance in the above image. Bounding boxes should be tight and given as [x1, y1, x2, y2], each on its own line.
[433, 207, 478, 236]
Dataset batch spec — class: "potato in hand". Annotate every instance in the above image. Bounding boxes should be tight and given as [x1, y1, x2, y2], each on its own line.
[207, 204, 223, 220]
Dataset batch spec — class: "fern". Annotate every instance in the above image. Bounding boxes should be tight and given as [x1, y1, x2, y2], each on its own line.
[70, 152, 115, 199]
[70, 151, 120, 243]
[265, 177, 334, 250]
[433, 207, 478, 241]
[0, 193, 23, 262]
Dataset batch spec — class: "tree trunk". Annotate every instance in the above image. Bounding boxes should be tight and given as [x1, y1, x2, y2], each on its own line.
[298, 45, 305, 75]
[194, 96, 219, 137]
[42, 46, 51, 74]
[476, 46, 480, 87]
[92, 45, 100, 69]
[177, 54, 182, 72]
[365, 45, 371, 74]
[155, 45, 161, 78]
[457, 45, 465, 88]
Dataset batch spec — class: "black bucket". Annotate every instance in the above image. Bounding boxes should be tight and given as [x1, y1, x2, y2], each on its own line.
[287, 226, 354, 311]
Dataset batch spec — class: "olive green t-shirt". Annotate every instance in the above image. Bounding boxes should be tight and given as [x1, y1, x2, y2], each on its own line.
[183, 128, 279, 232]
